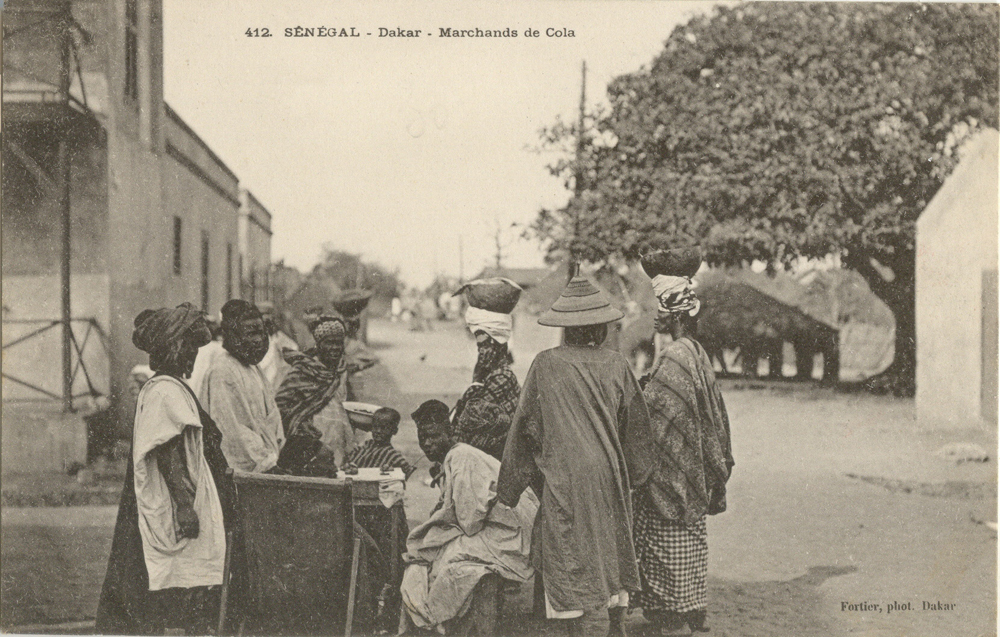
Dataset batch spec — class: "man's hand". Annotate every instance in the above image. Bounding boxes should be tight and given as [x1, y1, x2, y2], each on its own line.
[428, 461, 443, 487]
[176, 503, 200, 539]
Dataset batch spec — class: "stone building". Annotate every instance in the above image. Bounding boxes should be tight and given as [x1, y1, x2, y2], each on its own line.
[2, 0, 274, 471]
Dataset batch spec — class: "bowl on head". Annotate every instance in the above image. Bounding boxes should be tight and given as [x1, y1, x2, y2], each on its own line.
[342, 401, 381, 431]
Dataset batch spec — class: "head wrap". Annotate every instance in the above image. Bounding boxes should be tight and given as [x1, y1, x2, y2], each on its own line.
[221, 299, 263, 330]
[411, 399, 451, 428]
[652, 275, 701, 316]
[132, 302, 208, 356]
[464, 306, 512, 344]
[311, 317, 346, 344]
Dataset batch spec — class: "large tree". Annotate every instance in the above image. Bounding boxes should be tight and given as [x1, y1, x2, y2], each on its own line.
[533, 2, 998, 394]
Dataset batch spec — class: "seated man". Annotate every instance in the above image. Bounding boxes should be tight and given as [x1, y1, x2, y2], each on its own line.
[400, 400, 538, 632]
[344, 407, 417, 479]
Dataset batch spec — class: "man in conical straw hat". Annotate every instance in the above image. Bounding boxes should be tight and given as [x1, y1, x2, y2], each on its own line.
[497, 274, 657, 637]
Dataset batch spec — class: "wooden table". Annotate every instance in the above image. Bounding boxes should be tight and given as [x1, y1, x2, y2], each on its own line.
[227, 468, 407, 635]
[334, 468, 406, 589]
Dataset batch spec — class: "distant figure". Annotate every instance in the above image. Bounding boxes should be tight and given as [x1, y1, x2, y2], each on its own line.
[632, 250, 734, 634]
[400, 400, 538, 633]
[416, 297, 437, 331]
[498, 275, 657, 637]
[391, 297, 403, 322]
[258, 304, 299, 392]
[97, 304, 227, 635]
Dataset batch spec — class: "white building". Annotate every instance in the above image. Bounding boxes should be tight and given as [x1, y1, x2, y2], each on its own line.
[915, 128, 999, 427]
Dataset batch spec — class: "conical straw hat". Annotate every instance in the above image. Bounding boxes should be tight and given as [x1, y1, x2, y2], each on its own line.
[538, 276, 624, 327]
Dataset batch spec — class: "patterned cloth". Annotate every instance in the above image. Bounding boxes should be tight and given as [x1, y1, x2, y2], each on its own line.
[632, 502, 707, 613]
[346, 440, 416, 478]
[275, 348, 345, 440]
[641, 337, 733, 525]
[651, 275, 701, 316]
[452, 367, 520, 461]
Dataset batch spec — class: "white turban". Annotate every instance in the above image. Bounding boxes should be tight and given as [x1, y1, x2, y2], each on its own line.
[651, 275, 701, 317]
[464, 306, 512, 344]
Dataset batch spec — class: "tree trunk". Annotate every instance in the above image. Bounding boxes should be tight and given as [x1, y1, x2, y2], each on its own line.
[867, 287, 916, 396]
[846, 251, 916, 396]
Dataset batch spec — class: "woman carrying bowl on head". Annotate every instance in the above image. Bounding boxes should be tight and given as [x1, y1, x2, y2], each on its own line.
[449, 277, 524, 463]
[631, 248, 735, 635]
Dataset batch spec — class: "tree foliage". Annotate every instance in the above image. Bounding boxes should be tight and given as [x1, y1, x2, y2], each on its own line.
[533, 2, 999, 393]
[313, 246, 401, 311]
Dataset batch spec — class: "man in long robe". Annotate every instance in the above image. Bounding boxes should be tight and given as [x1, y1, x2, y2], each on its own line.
[199, 300, 285, 473]
[97, 304, 227, 635]
[401, 400, 538, 632]
[497, 275, 657, 637]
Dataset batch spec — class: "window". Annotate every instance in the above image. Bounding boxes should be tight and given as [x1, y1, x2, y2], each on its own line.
[125, 0, 139, 102]
[201, 230, 210, 311]
[172, 216, 182, 275]
[226, 243, 233, 301]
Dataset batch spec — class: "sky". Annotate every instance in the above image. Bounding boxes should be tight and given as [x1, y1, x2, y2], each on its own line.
[162, 0, 723, 288]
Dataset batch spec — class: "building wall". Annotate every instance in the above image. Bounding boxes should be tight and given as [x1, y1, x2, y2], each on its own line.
[1, 128, 109, 278]
[916, 128, 999, 426]
[239, 188, 274, 305]
[164, 106, 241, 317]
[3, 0, 272, 450]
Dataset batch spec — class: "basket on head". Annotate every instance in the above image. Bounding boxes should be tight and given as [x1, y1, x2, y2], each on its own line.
[452, 277, 522, 314]
[639, 247, 703, 279]
[331, 289, 373, 318]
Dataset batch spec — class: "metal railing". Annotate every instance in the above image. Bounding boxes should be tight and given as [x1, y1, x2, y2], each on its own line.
[1, 318, 110, 407]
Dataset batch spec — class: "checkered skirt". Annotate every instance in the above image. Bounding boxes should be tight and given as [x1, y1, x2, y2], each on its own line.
[632, 503, 708, 613]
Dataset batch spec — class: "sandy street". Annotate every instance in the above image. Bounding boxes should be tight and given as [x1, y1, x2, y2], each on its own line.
[2, 317, 996, 636]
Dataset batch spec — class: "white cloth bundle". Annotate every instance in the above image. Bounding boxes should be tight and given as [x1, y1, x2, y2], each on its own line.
[464, 306, 512, 344]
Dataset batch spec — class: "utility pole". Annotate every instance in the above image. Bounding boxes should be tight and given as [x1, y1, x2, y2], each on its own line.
[494, 217, 503, 271]
[59, 3, 74, 412]
[569, 60, 587, 282]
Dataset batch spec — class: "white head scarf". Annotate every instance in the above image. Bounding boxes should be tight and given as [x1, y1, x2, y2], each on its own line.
[464, 306, 512, 344]
[651, 275, 701, 317]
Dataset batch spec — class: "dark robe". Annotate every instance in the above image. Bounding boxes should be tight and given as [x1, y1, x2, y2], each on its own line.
[497, 345, 657, 614]
[95, 379, 237, 634]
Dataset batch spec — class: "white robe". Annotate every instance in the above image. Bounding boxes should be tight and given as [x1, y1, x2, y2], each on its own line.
[200, 351, 285, 473]
[133, 376, 226, 590]
[401, 443, 538, 628]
